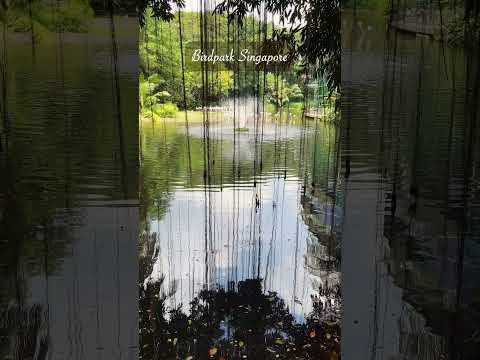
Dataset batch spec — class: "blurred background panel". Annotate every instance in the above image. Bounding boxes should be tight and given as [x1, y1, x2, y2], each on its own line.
[0, 3, 139, 359]
[342, 1, 480, 359]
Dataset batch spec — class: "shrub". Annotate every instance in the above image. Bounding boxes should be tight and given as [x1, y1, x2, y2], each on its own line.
[5, 0, 94, 34]
[34, 0, 94, 33]
[153, 102, 179, 118]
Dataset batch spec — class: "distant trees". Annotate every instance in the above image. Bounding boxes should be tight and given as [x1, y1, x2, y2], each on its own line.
[140, 0, 340, 98]
[214, 0, 340, 96]
[139, 10, 306, 116]
[0, 0, 94, 33]
[265, 73, 303, 107]
[139, 11, 235, 115]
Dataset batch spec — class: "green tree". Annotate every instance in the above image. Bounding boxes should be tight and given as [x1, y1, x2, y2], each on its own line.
[216, 0, 340, 96]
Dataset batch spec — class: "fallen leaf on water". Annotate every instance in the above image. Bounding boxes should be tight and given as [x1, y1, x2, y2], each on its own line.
[209, 347, 218, 357]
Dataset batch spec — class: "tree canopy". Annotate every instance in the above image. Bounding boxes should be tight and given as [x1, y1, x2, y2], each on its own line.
[140, 0, 340, 96]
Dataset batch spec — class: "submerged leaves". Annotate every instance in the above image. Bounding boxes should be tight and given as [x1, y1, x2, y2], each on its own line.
[140, 278, 341, 359]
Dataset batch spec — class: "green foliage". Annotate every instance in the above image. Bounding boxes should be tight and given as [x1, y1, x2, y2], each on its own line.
[445, 12, 480, 47]
[153, 102, 179, 117]
[140, 73, 165, 109]
[216, 0, 340, 96]
[289, 84, 303, 101]
[2, 0, 94, 33]
[265, 73, 303, 107]
[140, 10, 303, 114]
[140, 11, 232, 112]
[288, 101, 304, 113]
[137, 0, 184, 26]
[5, 13, 39, 32]
[302, 0, 340, 96]
[34, 0, 94, 32]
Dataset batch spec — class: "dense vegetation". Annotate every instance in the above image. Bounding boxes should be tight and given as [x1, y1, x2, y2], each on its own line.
[141, 0, 340, 99]
[0, 0, 94, 33]
[139, 10, 308, 118]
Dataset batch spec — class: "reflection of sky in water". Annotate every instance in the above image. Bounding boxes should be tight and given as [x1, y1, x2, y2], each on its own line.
[184, 121, 307, 165]
[148, 176, 316, 320]
[142, 104, 341, 322]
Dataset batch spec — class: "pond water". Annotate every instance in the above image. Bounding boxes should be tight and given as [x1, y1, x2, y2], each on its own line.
[4, 6, 478, 360]
[139, 100, 342, 355]
[0, 17, 139, 359]
[342, 9, 480, 360]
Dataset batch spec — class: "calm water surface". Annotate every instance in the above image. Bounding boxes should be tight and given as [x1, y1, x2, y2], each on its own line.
[7, 8, 476, 360]
[0, 17, 139, 359]
[342, 9, 480, 360]
[139, 104, 342, 357]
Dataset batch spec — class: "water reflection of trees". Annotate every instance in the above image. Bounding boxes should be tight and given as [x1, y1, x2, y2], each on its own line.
[140, 277, 340, 360]
[1, 8, 139, 358]
[140, 121, 315, 223]
[140, 113, 343, 357]
[379, 24, 480, 360]
[343, 6, 480, 359]
[0, 305, 49, 360]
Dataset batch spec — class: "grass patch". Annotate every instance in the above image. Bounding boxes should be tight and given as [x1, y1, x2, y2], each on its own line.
[140, 110, 226, 124]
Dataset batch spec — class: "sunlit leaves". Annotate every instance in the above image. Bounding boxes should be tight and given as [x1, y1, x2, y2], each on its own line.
[215, 0, 340, 96]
